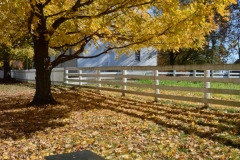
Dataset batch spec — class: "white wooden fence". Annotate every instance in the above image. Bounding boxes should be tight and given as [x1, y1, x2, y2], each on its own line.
[9, 68, 64, 85]
[64, 64, 240, 107]
[2, 64, 240, 107]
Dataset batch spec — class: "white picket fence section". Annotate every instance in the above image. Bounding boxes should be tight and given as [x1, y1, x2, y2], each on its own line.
[10, 68, 64, 85]
[2, 64, 240, 107]
[64, 64, 240, 107]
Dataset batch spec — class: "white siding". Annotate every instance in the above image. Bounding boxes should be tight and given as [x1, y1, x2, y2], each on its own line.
[77, 42, 157, 67]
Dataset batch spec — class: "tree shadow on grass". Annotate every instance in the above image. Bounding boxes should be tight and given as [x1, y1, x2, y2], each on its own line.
[0, 95, 72, 140]
[58, 89, 240, 149]
[0, 78, 21, 84]
[1, 87, 239, 149]
[0, 96, 33, 111]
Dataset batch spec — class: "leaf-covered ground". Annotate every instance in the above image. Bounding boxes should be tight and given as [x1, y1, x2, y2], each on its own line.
[0, 83, 240, 160]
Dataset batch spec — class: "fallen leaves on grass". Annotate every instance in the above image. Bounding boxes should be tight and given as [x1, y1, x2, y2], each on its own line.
[0, 84, 239, 160]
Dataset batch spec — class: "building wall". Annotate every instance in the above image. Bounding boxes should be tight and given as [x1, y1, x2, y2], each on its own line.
[77, 42, 158, 67]
[50, 42, 158, 68]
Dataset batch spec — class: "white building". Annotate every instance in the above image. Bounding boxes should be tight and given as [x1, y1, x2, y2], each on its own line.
[53, 42, 158, 68]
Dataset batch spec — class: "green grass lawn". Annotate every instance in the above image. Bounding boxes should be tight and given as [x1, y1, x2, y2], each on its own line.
[136, 79, 240, 106]
[136, 79, 240, 90]
[99, 79, 240, 113]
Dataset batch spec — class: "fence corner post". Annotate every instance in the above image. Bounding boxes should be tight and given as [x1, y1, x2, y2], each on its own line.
[122, 70, 127, 96]
[204, 69, 210, 107]
[154, 70, 159, 102]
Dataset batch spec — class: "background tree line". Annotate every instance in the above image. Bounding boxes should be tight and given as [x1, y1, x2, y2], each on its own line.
[157, 0, 240, 66]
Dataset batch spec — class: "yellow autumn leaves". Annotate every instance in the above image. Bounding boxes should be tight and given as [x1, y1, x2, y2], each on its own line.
[0, 0, 236, 54]
[0, 84, 239, 159]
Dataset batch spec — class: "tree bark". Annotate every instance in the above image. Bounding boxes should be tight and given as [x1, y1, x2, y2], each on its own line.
[238, 48, 240, 60]
[169, 51, 175, 65]
[3, 60, 11, 80]
[29, 38, 57, 106]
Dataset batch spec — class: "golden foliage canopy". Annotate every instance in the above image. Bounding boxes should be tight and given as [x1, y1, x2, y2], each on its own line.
[0, 0, 236, 56]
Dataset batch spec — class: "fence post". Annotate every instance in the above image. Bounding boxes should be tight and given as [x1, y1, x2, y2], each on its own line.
[193, 70, 196, 77]
[96, 70, 101, 92]
[64, 68, 68, 85]
[79, 69, 82, 86]
[122, 70, 127, 96]
[227, 70, 231, 78]
[204, 70, 210, 107]
[173, 70, 176, 77]
[154, 70, 159, 102]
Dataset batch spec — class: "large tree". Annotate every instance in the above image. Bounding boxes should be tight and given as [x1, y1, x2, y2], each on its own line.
[0, 0, 235, 105]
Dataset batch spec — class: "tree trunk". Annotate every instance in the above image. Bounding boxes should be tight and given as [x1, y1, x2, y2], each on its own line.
[29, 38, 57, 106]
[3, 60, 11, 80]
[169, 51, 175, 65]
[238, 48, 240, 60]
[30, 68, 57, 105]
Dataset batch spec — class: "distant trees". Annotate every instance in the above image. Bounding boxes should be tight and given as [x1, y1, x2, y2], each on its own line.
[0, 40, 33, 79]
[157, 33, 229, 66]
[157, 2, 235, 66]
[221, 0, 240, 61]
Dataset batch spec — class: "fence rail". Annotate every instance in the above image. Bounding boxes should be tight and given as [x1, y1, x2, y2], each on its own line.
[9, 68, 64, 85]
[2, 64, 240, 107]
[65, 65, 240, 107]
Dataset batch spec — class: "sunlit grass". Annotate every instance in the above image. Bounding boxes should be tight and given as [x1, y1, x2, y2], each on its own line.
[135, 79, 240, 107]
[136, 79, 240, 90]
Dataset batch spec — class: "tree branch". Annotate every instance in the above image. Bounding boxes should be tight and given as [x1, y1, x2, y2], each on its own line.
[51, 37, 89, 49]
[71, 0, 94, 12]
[62, 38, 154, 59]
[50, 37, 91, 68]
[51, 27, 104, 49]
[27, 3, 35, 35]
[45, 10, 68, 19]
[50, 0, 94, 33]
[43, 0, 51, 6]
